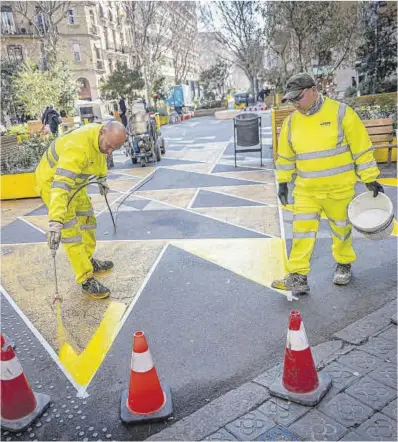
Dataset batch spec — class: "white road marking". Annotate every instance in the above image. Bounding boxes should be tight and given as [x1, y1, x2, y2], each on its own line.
[17, 216, 46, 235]
[186, 188, 201, 209]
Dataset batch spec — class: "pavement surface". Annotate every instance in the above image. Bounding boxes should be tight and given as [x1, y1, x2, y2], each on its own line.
[1, 112, 397, 441]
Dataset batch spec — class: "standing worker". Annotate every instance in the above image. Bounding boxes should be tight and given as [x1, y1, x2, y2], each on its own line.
[35, 121, 126, 299]
[272, 73, 384, 293]
[43, 105, 62, 137]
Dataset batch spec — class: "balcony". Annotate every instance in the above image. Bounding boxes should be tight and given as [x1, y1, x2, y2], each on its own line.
[96, 60, 105, 71]
[0, 25, 35, 36]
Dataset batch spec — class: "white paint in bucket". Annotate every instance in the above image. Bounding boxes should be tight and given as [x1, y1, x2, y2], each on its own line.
[352, 208, 391, 230]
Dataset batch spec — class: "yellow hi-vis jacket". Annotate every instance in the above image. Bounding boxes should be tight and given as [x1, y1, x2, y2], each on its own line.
[275, 97, 380, 194]
[35, 124, 107, 223]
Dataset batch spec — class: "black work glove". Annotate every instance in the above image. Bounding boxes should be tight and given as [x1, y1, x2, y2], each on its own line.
[278, 183, 288, 206]
[365, 181, 384, 198]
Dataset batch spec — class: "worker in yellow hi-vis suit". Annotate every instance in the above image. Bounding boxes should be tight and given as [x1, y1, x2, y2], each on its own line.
[272, 73, 384, 294]
[35, 121, 126, 299]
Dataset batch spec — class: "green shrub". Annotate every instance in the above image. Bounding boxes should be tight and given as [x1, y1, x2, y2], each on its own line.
[7, 124, 28, 135]
[2, 134, 52, 174]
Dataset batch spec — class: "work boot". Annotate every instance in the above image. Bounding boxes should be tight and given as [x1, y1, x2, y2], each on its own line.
[82, 277, 110, 299]
[271, 273, 310, 293]
[91, 258, 114, 273]
[333, 263, 352, 285]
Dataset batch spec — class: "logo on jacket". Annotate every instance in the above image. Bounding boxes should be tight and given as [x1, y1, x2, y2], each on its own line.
[320, 121, 331, 126]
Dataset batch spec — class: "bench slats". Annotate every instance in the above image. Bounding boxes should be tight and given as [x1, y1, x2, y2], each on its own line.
[369, 134, 394, 143]
[367, 126, 393, 135]
[362, 118, 393, 127]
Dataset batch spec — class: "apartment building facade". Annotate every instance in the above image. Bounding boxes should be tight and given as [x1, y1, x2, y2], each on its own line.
[1, 1, 200, 104]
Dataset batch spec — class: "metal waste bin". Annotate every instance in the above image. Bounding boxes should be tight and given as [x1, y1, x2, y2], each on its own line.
[233, 113, 262, 167]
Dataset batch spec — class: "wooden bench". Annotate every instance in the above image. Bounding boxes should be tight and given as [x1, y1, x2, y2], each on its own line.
[271, 108, 294, 161]
[362, 118, 397, 166]
[274, 115, 397, 166]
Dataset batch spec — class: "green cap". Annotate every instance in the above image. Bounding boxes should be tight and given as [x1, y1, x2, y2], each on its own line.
[281, 73, 316, 103]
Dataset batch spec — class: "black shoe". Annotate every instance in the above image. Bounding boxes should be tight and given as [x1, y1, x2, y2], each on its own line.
[82, 277, 110, 299]
[271, 273, 310, 292]
[333, 263, 352, 285]
[91, 258, 114, 273]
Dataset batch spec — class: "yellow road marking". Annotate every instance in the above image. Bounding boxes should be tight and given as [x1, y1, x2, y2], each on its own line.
[59, 301, 126, 386]
[379, 178, 398, 187]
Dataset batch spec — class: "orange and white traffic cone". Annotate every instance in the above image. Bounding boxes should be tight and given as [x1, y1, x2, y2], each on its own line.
[120, 331, 173, 423]
[269, 310, 332, 406]
[1, 333, 51, 432]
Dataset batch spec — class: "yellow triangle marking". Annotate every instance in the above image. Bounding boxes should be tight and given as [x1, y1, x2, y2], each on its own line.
[59, 301, 126, 386]
[379, 178, 398, 187]
[192, 206, 281, 237]
[135, 188, 198, 208]
[171, 238, 288, 287]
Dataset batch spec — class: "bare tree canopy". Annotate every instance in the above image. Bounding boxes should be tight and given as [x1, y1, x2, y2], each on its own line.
[261, 1, 363, 88]
[13, 1, 71, 69]
[200, 1, 265, 96]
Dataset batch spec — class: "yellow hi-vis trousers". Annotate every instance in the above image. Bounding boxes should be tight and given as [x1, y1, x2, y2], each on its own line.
[287, 192, 356, 275]
[40, 187, 96, 284]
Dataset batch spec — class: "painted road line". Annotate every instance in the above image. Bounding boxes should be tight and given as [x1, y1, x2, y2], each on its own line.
[204, 187, 277, 207]
[0, 285, 88, 397]
[186, 188, 201, 209]
[209, 138, 234, 174]
[59, 301, 126, 391]
[379, 178, 398, 187]
[133, 194, 278, 239]
[17, 216, 46, 235]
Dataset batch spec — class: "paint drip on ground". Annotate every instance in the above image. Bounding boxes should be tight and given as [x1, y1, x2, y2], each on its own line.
[55, 302, 69, 348]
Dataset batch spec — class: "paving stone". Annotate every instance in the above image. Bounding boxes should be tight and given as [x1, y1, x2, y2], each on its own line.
[368, 362, 397, 389]
[381, 399, 397, 421]
[225, 409, 275, 440]
[257, 398, 309, 426]
[375, 326, 397, 342]
[288, 409, 348, 441]
[356, 413, 397, 441]
[319, 362, 360, 392]
[203, 428, 237, 441]
[360, 336, 397, 361]
[254, 364, 283, 388]
[337, 350, 383, 375]
[147, 382, 270, 440]
[318, 393, 374, 427]
[311, 340, 350, 369]
[339, 430, 372, 440]
[334, 301, 397, 344]
[346, 376, 396, 411]
[257, 425, 302, 441]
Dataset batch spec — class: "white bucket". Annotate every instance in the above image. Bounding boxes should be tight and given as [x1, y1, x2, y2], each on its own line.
[348, 191, 394, 241]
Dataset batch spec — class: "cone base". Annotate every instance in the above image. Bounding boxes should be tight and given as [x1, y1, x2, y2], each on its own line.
[269, 372, 332, 406]
[120, 383, 173, 424]
[1, 391, 51, 432]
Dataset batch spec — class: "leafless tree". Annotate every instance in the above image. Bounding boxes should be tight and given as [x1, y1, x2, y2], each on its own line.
[261, 1, 363, 89]
[200, 1, 265, 97]
[13, 1, 71, 69]
[122, 1, 173, 103]
[169, 1, 197, 84]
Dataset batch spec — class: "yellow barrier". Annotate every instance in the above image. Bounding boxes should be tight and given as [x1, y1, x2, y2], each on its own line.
[0, 172, 39, 200]
[159, 115, 169, 126]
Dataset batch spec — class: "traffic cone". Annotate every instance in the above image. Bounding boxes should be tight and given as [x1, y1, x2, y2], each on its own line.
[1, 333, 51, 432]
[269, 310, 332, 406]
[120, 331, 173, 423]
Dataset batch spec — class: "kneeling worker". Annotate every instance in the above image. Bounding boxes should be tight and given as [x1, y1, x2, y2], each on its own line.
[272, 73, 384, 293]
[35, 121, 126, 299]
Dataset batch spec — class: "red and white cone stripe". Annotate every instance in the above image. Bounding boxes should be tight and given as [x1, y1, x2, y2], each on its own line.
[131, 349, 154, 373]
[1, 355, 24, 381]
[286, 321, 309, 351]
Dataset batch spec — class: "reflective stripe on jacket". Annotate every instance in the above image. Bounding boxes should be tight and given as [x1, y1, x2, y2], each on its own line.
[275, 97, 380, 192]
[35, 124, 107, 223]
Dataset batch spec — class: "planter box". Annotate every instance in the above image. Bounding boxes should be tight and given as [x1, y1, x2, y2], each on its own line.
[0, 172, 39, 200]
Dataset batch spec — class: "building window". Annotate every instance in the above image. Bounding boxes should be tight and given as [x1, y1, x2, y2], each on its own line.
[89, 9, 95, 25]
[112, 29, 117, 50]
[7, 45, 23, 63]
[72, 43, 81, 62]
[99, 4, 104, 18]
[1, 6, 16, 34]
[108, 10, 113, 23]
[35, 6, 47, 32]
[67, 9, 75, 25]
[95, 46, 101, 60]
[108, 57, 113, 72]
